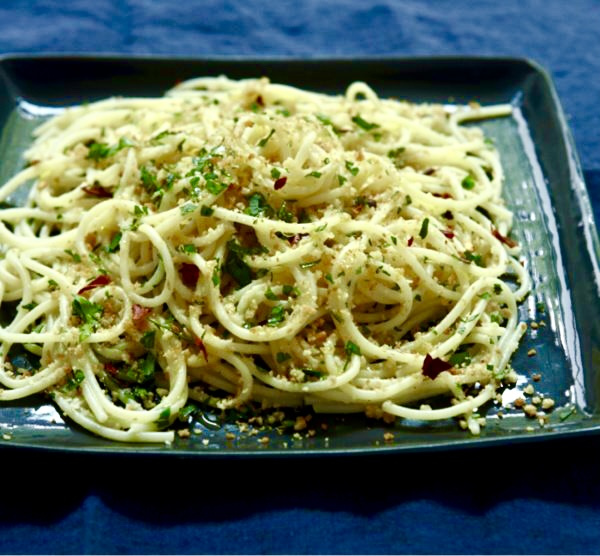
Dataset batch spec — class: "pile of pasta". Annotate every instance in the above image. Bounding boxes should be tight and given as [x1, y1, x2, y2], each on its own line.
[0, 77, 529, 442]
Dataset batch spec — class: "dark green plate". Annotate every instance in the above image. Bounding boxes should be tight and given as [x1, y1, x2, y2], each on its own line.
[0, 55, 598, 455]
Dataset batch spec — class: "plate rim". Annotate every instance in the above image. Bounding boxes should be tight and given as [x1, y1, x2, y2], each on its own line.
[0, 54, 599, 456]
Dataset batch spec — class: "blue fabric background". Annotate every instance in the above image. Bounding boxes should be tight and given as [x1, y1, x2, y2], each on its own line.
[0, 0, 599, 553]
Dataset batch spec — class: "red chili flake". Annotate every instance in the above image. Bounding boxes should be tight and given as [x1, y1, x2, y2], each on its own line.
[274, 176, 287, 190]
[194, 336, 208, 361]
[442, 210, 454, 220]
[256, 95, 264, 107]
[132, 304, 152, 329]
[442, 230, 455, 239]
[82, 184, 113, 198]
[179, 263, 200, 288]
[407, 236, 414, 247]
[287, 234, 308, 245]
[104, 362, 119, 376]
[433, 192, 453, 199]
[422, 354, 452, 380]
[424, 168, 436, 176]
[492, 228, 518, 248]
[78, 274, 111, 294]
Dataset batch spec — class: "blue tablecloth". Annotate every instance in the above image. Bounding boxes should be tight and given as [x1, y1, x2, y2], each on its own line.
[1, 1, 599, 553]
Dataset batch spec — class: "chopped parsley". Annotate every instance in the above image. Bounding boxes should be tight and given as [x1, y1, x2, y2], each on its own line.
[180, 203, 197, 215]
[265, 288, 279, 301]
[86, 137, 133, 161]
[72, 296, 103, 341]
[180, 244, 197, 254]
[59, 369, 85, 393]
[345, 341, 361, 357]
[464, 250, 484, 267]
[282, 284, 300, 297]
[277, 201, 294, 223]
[299, 259, 321, 269]
[156, 407, 171, 428]
[106, 231, 122, 253]
[345, 160, 359, 176]
[223, 240, 255, 288]
[419, 218, 430, 239]
[140, 330, 156, 349]
[246, 193, 273, 218]
[351, 115, 379, 131]
[461, 175, 476, 190]
[258, 129, 275, 147]
[276, 352, 291, 364]
[267, 305, 285, 327]
[64, 249, 81, 263]
[200, 205, 214, 216]
[448, 349, 472, 367]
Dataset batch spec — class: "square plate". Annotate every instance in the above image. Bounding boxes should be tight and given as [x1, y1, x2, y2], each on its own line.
[0, 55, 599, 455]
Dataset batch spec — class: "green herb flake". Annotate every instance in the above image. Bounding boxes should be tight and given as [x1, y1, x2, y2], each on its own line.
[200, 205, 214, 217]
[178, 404, 197, 422]
[265, 288, 279, 301]
[86, 141, 111, 161]
[258, 129, 275, 147]
[180, 203, 197, 215]
[388, 147, 405, 158]
[337, 174, 347, 186]
[59, 369, 85, 393]
[462, 175, 476, 190]
[156, 407, 171, 428]
[22, 302, 38, 311]
[267, 305, 285, 327]
[302, 368, 325, 379]
[106, 231, 122, 253]
[282, 284, 300, 297]
[246, 193, 273, 218]
[64, 249, 81, 263]
[276, 352, 291, 364]
[223, 240, 254, 288]
[72, 295, 103, 341]
[325, 273, 334, 284]
[271, 167, 281, 179]
[345, 160, 359, 176]
[277, 202, 294, 223]
[464, 250, 484, 267]
[449, 350, 472, 367]
[141, 166, 158, 190]
[299, 259, 321, 269]
[345, 341, 361, 357]
[205, 179, 228, 196]
[141, 330, 156, 349]
[560, 406, 576, 422]
[180, 244, 197, 255]
[211, 267, 220, 287]
[306, 171, 322, 178]
[419, 218, 430, 239]
[352, 115, 379, 131]
[134, 205, 148, 217]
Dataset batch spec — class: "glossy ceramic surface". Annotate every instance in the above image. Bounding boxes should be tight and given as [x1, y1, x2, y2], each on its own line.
[0, 55, 598, 455]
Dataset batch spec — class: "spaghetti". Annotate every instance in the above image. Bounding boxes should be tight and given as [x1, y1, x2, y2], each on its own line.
[0, 77, 530, 443]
